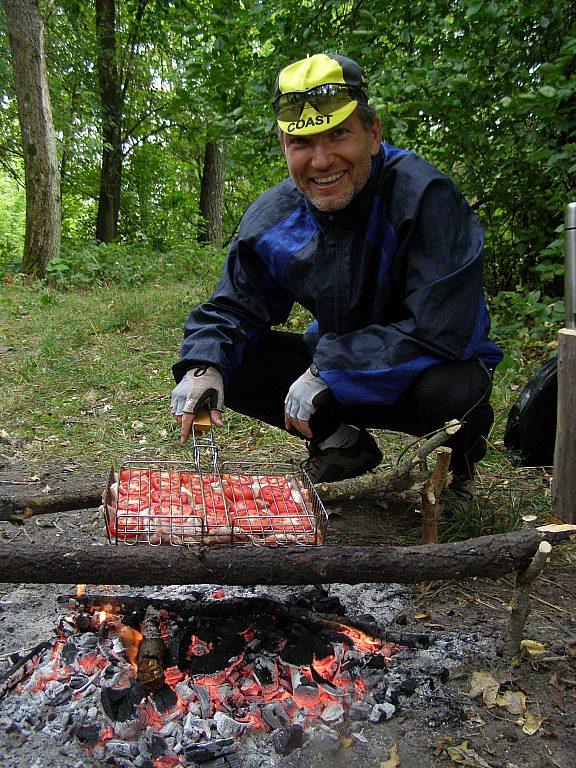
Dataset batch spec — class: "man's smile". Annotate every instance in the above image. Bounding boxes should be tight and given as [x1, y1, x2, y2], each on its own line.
[311, 171, 347, 186]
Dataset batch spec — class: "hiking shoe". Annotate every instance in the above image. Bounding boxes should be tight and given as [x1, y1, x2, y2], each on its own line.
[441, 473, 476, 517]
[302, 429, 383, 484]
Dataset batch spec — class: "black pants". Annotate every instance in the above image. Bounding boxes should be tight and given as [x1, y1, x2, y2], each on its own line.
[226, 331, 494, 479]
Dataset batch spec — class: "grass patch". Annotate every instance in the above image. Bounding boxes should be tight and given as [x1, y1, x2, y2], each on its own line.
[0, 281, 303, 471]
[0, 279, 555, 540]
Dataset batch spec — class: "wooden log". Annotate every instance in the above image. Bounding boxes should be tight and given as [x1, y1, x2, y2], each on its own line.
[0, 486, 103, 521]
[0, 525, 574, 587]
[552, 328, 576, 523]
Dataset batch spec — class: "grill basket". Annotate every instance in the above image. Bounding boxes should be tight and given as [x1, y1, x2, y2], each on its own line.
[103, 449, 328, 548]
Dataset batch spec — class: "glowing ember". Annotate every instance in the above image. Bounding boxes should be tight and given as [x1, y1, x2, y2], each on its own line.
[164, 665, 184, 686]
[187, 634, 213, 657]
[154, 756, 181, 767]
[118, 623, 143, 668]
[76, 584, 86, 597]
[8, 595, 400, 767]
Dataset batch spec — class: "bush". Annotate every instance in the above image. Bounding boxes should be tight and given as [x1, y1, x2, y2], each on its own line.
[44, 240, 224, 288]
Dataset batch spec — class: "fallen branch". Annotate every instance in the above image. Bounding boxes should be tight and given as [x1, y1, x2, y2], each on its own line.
[319, 421, 461, 502]
[504, 540, 552, 660]
[0, 486, 103, 521]
[1, 524, 574, 587]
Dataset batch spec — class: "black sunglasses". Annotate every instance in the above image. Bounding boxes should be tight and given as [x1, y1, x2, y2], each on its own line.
[273, 83, 367, 122]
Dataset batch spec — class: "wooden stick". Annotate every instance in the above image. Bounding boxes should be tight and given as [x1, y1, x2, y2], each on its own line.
[504, 540, 552, 660]
[420, 447, 452, 545]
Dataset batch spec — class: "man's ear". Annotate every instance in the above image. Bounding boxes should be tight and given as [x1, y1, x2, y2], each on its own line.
[370, 116, 382, 155]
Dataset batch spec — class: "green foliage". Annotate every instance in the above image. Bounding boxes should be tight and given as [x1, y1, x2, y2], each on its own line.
[1, 0, 574, 295]
[490, 288, 564, 348]
[44, 240, 224, 288]
[0, 175, 25, 275]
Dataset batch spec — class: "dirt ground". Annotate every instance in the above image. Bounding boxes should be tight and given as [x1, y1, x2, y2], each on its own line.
[0, 457, 575, 768]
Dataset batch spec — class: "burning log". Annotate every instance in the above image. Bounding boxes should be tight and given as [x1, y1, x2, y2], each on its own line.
[1, 525, 574, 586]
[137, 606, 166, 692]
[57, 594, 432, 649]
[0, 639, 52, 698]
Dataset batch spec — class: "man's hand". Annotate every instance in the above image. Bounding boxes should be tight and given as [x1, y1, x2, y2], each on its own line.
[284, 365, 328, 438]
[170, 366, 224, 443]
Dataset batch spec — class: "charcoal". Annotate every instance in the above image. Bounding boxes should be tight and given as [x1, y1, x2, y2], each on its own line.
[75, 633, 98, 650]
[321, 701, 344, 723]
[152, 684, 178, 713]
[61, 641, 79, 664]
[105, 739, 140, 758]
[44, 682, 72, 706]
[182, 737, 237, 763]
[271, 724, 304, 755]
[68, 673, 90, 690]
[369, 702, 396, 722]
[74, 722, 102, 743]
[191, 683, 212, 719]
[174, 680, 195, 703]
[214, 711, 248, 739]
[183, 712, 211, 740]
[253, 655, 276, 687]
[348, 701, 373, 721]
[134, 758, 154, 768]
[147, 731, 167, 758]
[261, 701, 290, 730]
[399, 676, 418, 695]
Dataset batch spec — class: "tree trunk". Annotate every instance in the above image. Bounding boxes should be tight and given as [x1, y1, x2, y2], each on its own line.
[198, 140, 224, 246]
[1, 0, 61, 278]
[0, 527, 573, 587]
[95, 0, 123, 243]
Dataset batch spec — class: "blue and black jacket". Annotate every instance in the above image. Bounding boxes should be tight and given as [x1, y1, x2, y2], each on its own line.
[174, 143, 503, 405]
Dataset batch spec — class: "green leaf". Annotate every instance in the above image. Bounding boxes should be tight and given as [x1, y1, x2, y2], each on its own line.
[538, 85, 557, 98]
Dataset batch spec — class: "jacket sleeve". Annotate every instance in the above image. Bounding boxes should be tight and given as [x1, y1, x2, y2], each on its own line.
[313, 178, 497, 406]
[172, 236, 294, 383]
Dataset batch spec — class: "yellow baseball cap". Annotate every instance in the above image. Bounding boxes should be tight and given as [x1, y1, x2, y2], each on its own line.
[273, 53, 368, 136]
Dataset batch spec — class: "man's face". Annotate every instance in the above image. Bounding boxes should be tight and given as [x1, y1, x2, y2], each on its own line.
[279, 112, 381, 212]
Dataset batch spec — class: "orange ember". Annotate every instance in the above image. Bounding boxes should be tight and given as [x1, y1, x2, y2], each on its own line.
[164, 666, 184, 686]
[76, 584, 86, 597]
[187, 634, 213, 657]
[118, 624, 143, 668]
[154, 756, 181, 767]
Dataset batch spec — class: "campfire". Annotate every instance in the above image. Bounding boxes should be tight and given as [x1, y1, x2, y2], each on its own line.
[0, 586, 408, 766]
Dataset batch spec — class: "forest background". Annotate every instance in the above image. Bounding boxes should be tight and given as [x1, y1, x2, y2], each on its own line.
[0, 0, 575, 497]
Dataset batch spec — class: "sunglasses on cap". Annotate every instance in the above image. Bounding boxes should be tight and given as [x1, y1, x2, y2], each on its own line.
[272, 83, 367, 122]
